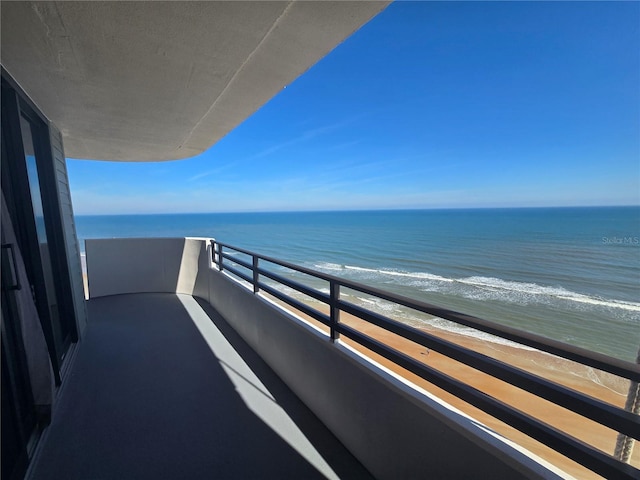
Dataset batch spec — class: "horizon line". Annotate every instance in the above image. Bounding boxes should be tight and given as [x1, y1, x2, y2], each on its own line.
[74, 204, 640, 217]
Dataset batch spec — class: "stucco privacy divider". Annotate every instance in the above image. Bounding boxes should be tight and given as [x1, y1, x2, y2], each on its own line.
[85, 238, 210, 298]
[85, 237, 563, 479]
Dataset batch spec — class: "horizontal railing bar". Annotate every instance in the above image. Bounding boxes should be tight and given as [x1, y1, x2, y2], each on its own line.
[258, 282, 331, 327]
[215, 242, 261, 258]
[221, 252, 253, 271]
[339, 299, 640, 439]
[337, 323, 640, 480]
[213, 241, 639, 382]
[216, 241, 348, 279]
[222, 264, 253, 285]
[257, 267, 330, 305]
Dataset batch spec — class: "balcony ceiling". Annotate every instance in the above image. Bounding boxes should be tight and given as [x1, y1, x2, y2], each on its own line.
[0, 1, 388, 161]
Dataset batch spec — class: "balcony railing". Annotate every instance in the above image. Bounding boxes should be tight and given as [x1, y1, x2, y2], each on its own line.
[212, 240, 640, 480]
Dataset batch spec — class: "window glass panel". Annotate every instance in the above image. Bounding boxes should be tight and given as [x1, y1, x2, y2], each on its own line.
[20, 115, 63, 349]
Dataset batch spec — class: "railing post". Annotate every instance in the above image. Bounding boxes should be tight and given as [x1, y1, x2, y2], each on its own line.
[330, 281, 340, 342]
[614, 346, 640, 463]
[218, 244, 224, 272]
[253, 255, 259, 293]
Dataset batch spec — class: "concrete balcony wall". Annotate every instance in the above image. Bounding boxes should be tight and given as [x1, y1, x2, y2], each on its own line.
[206, 268, 560, 480]
[85, 238, 561, 479]
[85, 238, 210, 299]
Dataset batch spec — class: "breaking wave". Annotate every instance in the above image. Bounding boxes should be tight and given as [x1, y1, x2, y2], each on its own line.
[312, 263, 640, 313]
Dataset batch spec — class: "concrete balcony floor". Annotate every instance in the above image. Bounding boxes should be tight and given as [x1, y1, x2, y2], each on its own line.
[28, 293, 372, 480]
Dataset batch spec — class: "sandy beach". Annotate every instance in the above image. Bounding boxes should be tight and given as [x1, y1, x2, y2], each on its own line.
[265, 293, 639, 479]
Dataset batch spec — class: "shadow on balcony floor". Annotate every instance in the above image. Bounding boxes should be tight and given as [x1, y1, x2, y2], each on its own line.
[28, 293, 372, 480]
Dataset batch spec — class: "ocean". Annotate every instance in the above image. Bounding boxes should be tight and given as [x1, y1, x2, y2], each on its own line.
[75, 207, 640, 362]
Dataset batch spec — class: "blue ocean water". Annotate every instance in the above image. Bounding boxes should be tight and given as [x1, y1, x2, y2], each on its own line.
[75, 207, 640, 361]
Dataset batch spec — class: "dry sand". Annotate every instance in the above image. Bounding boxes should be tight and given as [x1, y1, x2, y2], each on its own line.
[264, 293, 639, 479]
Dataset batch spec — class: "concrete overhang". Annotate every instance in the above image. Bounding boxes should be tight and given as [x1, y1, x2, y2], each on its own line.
[0, 1, 388, 161]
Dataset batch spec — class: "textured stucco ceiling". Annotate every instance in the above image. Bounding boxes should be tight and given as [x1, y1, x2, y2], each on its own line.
[1, 1, 388, 161]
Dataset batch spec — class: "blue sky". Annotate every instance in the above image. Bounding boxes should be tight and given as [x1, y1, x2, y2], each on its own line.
[68, 1, 640, 215]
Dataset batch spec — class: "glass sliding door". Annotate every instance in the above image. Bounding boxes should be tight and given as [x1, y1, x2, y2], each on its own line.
[1, 75, 77, 381]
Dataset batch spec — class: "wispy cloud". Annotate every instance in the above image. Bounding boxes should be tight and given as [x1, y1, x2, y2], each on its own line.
[323, 139, 362, 152]
[188, 162, 240, 182]
[244, 115, 365, 160]
[188, 115, 367, 182]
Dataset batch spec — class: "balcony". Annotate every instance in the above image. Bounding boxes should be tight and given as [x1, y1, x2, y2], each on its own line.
[27, 238, 639, 479]
[28, 292, 370, 479]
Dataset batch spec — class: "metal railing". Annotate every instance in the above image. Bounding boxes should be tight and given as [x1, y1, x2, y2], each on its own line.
[212, 240, 640, 480]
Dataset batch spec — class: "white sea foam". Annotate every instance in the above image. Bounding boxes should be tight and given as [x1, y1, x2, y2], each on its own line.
[314, 262, 451, 282]
[314, 262, 640, 313]
[344, 265, 453, 282]
[314, 262, 344, 271]
[555, 294, 640, 312]
[459, 276, 571, 295]
[458, 276, 640, 312]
